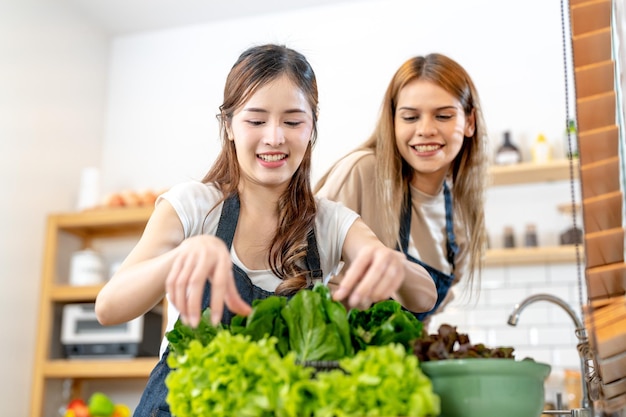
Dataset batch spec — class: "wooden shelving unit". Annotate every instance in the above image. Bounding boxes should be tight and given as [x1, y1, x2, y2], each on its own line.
[30, 207, 156, 417]
[488, 159, 579, 186]
[485, 159, 582, 265]
[484, 245, 583, 267]
[42, 358, 158, 379]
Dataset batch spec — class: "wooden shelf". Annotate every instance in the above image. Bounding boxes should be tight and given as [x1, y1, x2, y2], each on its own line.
[489, 159, 579, 186]
[51, 206, 153, 237]
[49, 285, 103, 302]
[43, 357, 158, 379]
[484, 245, 583, 266]
[31, 207, 158, 416]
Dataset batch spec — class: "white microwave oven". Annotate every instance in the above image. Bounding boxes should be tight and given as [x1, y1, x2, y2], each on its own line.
[61, 303, 161, 358]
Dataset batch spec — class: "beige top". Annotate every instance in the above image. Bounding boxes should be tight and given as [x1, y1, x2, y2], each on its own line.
[317, 149, 468, 288]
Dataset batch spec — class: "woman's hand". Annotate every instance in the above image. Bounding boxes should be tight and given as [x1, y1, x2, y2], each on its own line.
[166, 235, 251, 327]
[334, 218, 437, 312]
[332, 245, 406, 310]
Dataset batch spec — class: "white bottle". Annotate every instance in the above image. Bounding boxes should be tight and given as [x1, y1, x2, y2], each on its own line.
[76, 167, 101, 210]
[531, 133, 551, 164]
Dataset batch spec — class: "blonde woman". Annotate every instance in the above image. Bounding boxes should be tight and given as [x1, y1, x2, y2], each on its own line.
[316, 53, 489, 326]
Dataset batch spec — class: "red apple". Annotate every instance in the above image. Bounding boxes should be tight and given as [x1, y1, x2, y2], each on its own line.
[67, 399, 90, 417]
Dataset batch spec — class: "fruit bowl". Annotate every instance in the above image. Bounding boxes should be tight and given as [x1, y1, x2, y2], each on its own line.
[420, 358, 551, 417]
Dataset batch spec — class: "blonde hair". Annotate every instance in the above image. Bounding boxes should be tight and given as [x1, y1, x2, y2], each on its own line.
[316, 53, 488, 291]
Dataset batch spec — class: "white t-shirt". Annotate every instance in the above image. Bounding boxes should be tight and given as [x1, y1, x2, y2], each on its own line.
[157, 180, 359, 355]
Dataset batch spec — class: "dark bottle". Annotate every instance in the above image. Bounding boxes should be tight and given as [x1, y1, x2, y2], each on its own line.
[503, 226, 516, 248]
[495, 131, 522, 165]
[524, 224, 538, 247]
[560, 226, 583, 245]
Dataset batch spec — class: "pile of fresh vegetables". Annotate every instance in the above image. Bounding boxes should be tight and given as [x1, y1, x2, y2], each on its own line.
[164, 284, 441, 417]
[62, 392, 130, 417]
[411, 323, 516, 362]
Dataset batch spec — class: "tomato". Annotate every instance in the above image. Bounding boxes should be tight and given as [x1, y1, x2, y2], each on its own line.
[66, 400, 90, 417]
[66, 399, 86, 409]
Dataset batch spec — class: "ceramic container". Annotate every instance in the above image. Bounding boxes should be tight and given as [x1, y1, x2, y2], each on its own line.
[69, 249, 104, 286]
[420, 358, 551, 417]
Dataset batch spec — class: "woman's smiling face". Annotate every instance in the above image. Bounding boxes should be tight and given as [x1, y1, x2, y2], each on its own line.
[228, 75, 314, 190]
[394, 79, 475, 190]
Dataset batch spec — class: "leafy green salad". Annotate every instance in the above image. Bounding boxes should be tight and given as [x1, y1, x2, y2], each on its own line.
[164, 284, 440, 417]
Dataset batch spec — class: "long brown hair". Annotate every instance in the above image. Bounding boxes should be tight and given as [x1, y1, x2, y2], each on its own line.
[203, 44, 320, 295]
[317, 53, 488, 291]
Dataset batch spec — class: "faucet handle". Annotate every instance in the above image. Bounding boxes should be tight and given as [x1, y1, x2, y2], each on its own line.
[541, 409, 592, 416]
[569, 409, 592, 417]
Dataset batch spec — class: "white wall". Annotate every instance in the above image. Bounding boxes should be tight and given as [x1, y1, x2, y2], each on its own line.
[0, 1, 109, 416]
[100, 0, 568, 193]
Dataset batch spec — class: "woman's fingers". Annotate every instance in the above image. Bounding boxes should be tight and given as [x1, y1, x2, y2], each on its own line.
[224, 277, 252, 318]
[184, 259, 210, 328]
[208, 252, 236, 326]
[165, 235, 249, 327]
[368, 254, 404, 300]
[333, 247, 406, 310]
[165, 252, 191, 324]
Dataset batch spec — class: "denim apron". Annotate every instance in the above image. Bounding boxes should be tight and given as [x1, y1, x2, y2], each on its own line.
[133, 193, 321, 417]
[398, 182, 458, 321]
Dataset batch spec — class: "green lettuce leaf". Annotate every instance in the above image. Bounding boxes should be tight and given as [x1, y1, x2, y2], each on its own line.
[281, 284, 353, 361]
[165, 309, 221, 358]
[231, 296, 289, 355]
[165, 332, 313, 417]
[348, 299, 423, 351]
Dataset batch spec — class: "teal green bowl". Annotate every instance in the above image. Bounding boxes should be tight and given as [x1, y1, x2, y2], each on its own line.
[420, 358, 551, 417]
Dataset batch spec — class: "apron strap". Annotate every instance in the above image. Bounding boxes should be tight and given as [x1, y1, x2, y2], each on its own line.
[398, 188, 412, 253]
[305, 229, 323, 285]
[443, 182, 458, 271]
[398, 182, 458, 271]
[215, 192, 240, 248]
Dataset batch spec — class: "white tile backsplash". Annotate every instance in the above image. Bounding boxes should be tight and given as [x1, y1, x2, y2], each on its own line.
[472, 307, 513, 326]
[431, 261, 585, 371]
[510, 305, 551, 325]
[548, 263, 582, 283]
[485, 286, 533, 306]
[508, 264, 550, 284]
[492, 326, 534, 346]
[515, 347, 554, 364]
[552, 348, 584, 368]
[480, 266, 508, 288]
[535, 326, 577, 346]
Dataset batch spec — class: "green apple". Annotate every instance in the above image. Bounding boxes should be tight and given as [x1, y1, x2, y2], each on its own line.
[88, 392, 115, 417]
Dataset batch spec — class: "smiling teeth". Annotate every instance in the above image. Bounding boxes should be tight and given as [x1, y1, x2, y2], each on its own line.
[258, 154, 286, 162]
[413, 144, 440, 152]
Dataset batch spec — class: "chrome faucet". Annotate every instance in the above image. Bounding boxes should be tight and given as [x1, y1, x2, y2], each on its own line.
[508, 293, 594, 416]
